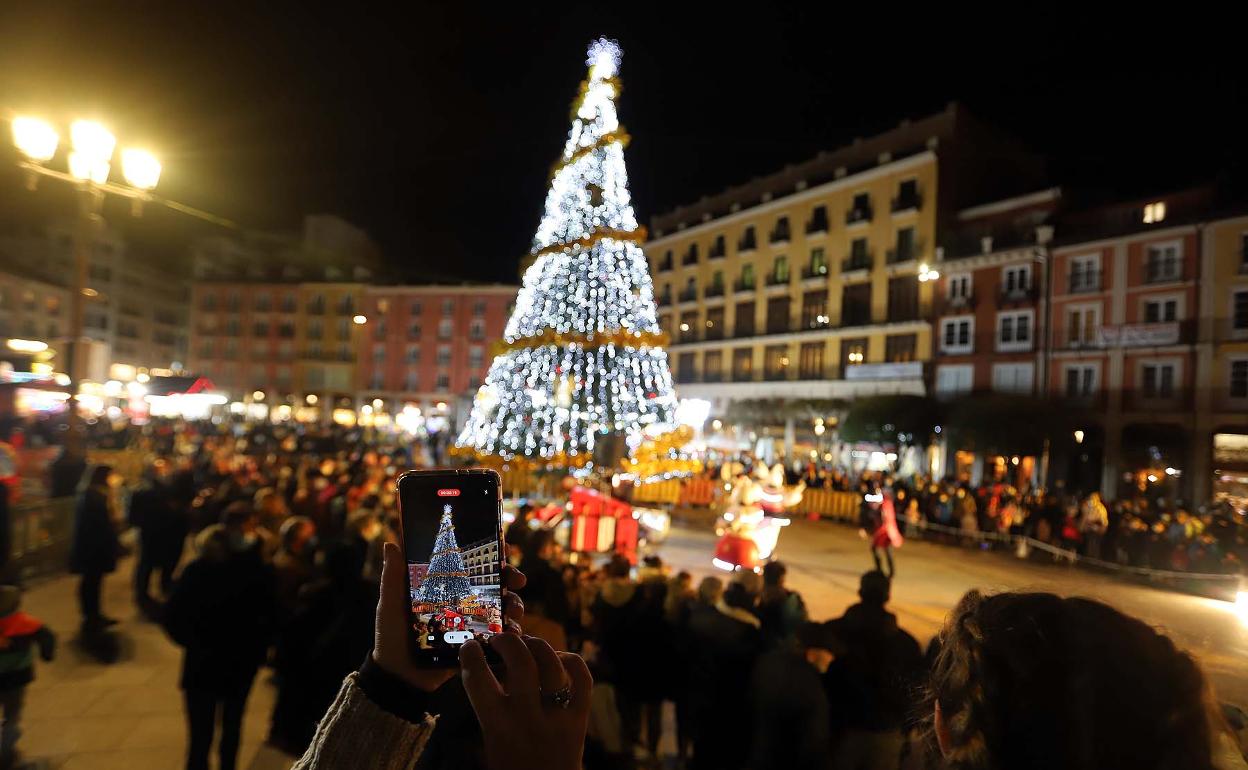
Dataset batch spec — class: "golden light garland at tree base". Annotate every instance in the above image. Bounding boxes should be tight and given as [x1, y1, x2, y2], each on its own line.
[623, 425, 703, 482]
[451, 425, 699, 480]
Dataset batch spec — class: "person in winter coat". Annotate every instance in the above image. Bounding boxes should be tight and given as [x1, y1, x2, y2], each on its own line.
[163, 503, 277, 770]
[685, 576, 762, 770]
[68, 465, 121, 632]
[269, 541, 378, 755]
[823, 571, 923, 770]
[749, 621, 835, 770]
[0, 585, 55, 770]
[1080, 491, 1109, 559]
[755, 560, 808, 649]
[128, 461, 190, 613]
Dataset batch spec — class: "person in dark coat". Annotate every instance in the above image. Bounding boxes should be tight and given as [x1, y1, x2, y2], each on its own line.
[68, 465, 120, 632]
[128, 461, 189, 613]
[684, 576, 762, 770]
[749, 621, 835, 770]
[755, 560, 808, 650]
[163, 503, 276, 770]
[823, 571, 923, 770]
[268, 541, 377, 755]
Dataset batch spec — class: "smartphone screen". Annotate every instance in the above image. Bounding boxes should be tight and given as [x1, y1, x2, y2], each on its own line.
[397, 469, 504, 666]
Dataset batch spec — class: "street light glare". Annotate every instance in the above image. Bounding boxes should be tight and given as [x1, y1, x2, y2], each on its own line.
[69, 120, 115, 183]
[11, 117, 59, 161]
[122, 148, 161, 190]
[352, 314, 368, 325]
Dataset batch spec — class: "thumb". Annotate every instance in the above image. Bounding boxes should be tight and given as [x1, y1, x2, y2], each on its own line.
[460, 639, 503, 720]
[376, 542, 407, 643]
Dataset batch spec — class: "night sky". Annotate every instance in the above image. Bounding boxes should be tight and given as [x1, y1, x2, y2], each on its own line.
[1, 5, 1243, 283]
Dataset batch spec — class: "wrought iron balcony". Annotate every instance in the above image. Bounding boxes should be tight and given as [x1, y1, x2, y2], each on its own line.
[891, 190, 922, 213]
[846, 206, 873, 226]
[842, 255, 873, 273]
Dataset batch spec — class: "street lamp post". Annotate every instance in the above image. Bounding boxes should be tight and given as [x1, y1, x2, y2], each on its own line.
[10, 115, 232, 457]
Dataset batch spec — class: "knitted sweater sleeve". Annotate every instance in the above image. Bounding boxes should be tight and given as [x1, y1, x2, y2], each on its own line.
[292, 672, 437, 770]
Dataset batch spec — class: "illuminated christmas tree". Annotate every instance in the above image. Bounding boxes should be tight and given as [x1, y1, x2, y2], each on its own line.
[416, 505, 472, 606]
[455, 38, 678, 466]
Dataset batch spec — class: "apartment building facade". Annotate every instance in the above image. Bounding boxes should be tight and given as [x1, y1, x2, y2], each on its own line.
[645, 103, 1046, 418]
[358, 285, 515, 415]
[1198, 215, 1248, 510]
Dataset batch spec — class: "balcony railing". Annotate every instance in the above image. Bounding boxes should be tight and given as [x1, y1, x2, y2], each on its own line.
[891, 191, 922, 213]
[656, 258, 673, 272]
[708, 242, 726, 260]
[1144, 260, 1184, 284]
[769, 227, 791, 245]
[846, 206, 873, 226]
[733, 278, 756, 293]
[885, 244, 921, 264]
[805, 216, 829, 235]
[702, 371, 724, 383]
[998, 285, 1039, 304]
[657, 292, 672, 306]
[765, 271, 790, 287]
[731, 369, 755, 383]
[1054, 320, 1195, 350]
[705, 283, 725, 299]
[801, 264, 830, 280]
[842, 255, 873, 273]
[678, 287, 699, 303]
[682, 249, 699, 266]
[1068, 270, 1102, 293]
[944, 292, 977, 311]
[738, 235, 757, 253]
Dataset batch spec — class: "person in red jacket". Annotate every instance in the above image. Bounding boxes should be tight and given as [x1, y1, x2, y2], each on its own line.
[0, 585, 57, 770]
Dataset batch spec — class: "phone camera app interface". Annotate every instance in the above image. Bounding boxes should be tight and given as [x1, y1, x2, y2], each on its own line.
[406, 489, 502, 651]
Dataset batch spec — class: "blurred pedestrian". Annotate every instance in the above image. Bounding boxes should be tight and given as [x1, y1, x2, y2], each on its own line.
[163, 503, 277, 770]
[749, 621, 834, 770]
[129, 460, 189, 614]
[824, 571, 923, 770]
[270, 542, 377, 755]
[756, 560, 808, 649]
[69, 465, 121, 632]
[0, 585, 55, 770]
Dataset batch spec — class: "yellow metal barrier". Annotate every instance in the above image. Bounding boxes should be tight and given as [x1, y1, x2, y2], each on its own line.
[795, 488, 860, 523]
[632, 480, 681, 505]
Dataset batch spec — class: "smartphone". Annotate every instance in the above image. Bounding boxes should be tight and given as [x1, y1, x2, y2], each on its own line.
[396, 468, 505, 666]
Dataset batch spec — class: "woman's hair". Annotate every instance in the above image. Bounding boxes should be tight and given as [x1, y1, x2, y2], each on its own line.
[925, 590, 1219, 770]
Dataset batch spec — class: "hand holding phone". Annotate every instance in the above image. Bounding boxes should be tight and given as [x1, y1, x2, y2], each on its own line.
[395, 469, 509, 667]
[372, 541, 526, 691]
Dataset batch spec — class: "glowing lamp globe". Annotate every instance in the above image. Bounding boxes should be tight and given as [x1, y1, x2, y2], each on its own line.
[11, 117, 59, 162]
[69, 120, 116, 183]
[121, 148, 161, 190]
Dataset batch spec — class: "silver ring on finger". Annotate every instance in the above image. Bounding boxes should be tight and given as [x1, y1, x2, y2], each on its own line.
[540, 684, 573, 709]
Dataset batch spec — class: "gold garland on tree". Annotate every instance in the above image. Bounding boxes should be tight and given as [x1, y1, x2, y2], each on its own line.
[493, 327, 668, 355]
[549, 130, 631, 179]
[533, 225, 648, 258]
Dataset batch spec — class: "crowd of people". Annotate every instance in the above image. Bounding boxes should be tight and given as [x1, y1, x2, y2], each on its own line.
[0, 416, 1245, 769]
[771, 461, 1248, 576]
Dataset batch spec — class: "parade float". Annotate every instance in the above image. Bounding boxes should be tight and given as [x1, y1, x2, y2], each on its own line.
[713, 463, 805, 573]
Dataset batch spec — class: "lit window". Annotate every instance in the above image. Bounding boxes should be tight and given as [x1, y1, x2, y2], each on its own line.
[1143, 201, 1166, 224]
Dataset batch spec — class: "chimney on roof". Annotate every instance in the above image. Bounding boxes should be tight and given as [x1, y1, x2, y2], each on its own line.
[834, 167, 847, 179]
[878, 152, 892, 164]
[981, 236, 994, 254]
